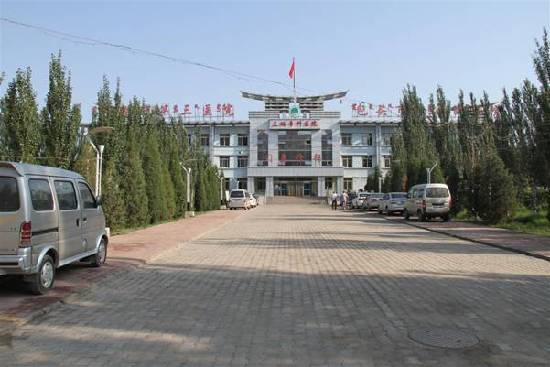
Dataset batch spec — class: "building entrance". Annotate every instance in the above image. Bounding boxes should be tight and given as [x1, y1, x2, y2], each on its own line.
[274, 178, 318, 197]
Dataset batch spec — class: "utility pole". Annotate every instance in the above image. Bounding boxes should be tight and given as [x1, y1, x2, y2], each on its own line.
[181, 166, 193, 214]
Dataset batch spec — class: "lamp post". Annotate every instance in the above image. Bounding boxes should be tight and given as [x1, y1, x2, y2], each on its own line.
[81, 126, 113, 198]
[181, 165, 192, 212]
[426, 162, 438, 184]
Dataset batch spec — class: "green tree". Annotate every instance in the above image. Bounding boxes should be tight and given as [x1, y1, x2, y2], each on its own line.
[73, 142, 96, 190]
[365, 166, 381, 192]
[41, 52, 80, 168]
[477, 152, 517, 223]
[142, 131, 167, 223]
[0, 68, 41, 162]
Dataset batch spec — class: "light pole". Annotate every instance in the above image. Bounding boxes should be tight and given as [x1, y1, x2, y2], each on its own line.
[81, 126, 113, 197]
[181, 165, 192, 212]
[426, 162, 438, 184]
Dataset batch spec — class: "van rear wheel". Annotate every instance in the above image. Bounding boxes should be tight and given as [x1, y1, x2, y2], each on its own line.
[29, 255, 55, 295]
[91, 239, 107, 267]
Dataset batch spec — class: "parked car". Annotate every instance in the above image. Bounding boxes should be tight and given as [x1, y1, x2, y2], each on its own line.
[403, 183, 451, 222]
[253, 194, 261, 206]
[0, 162, 108, 295]
[351, 192, 370, 209]
[364, 193, 385, 210]
[228, 189, 251, 210]
[378, 192, 407, 215]
[248, 193, 258, 208]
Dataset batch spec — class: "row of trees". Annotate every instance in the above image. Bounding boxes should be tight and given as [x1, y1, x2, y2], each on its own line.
[384, 31, 550, 223]
[0, 53, 223, 231]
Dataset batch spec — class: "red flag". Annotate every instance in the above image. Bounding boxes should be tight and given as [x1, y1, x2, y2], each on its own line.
[288, 58, 295, 79]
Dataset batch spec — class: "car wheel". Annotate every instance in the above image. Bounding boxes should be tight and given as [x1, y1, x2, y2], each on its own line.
[29, 255, 55, 295]
[442, 214, 450, 222]
[404, 209, 410, 220]
[91, 239, 107, 267]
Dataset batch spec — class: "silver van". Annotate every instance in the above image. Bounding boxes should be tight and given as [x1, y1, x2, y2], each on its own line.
[0, 162, 108, 294]
[403, 183, 451, 222]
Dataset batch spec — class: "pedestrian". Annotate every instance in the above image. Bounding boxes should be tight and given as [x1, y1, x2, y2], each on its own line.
[343, 191, 349, 210]
[331, 192, 338, 210]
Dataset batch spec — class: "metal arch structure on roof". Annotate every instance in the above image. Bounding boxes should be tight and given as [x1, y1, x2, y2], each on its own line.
[241, 91, 348, 102]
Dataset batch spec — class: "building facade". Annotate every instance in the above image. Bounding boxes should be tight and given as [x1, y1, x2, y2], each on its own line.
[184, 91, 399, 197]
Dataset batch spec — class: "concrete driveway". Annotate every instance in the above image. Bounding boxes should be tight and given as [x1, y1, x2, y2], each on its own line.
[1, 202, 549, 366]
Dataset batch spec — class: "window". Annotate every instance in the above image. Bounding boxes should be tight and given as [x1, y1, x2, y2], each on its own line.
[219, 156, 230, 168]
[79, 182, 97, 209]
[220, 134, 230, 146]
[384, 155, 392, 168]
[278, 130, 312, 166]
[230, 190, 244, 198]
[426, 187, 449, 198]
[344, 178, 353, 191]
[415, 189, 425, 199]
[322, 130, 333, 166]
[342, 156, 352, 168]
[28, 179, 54, 211]
[200, 134, 210, 146]
[54, 180, 78, 210]
[223, 178, 230, 191]
[361, 133, 373, 146]
[237, 156, 248, 168]
[382, 133, 393, 146]
[238, 134, 248, 146]
[362, 156, 373, 168]
[257, 130, 269, 166]
[0, 177, 19, 212]
[341, 133, 352, 146]
[325, 177, 334, 191]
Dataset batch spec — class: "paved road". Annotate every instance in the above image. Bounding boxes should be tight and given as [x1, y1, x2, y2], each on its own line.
[2, 203, 550, 366]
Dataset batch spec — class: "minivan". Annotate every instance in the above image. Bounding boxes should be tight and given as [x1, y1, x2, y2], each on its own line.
[0, 162, 108, 294]
[228, 189, 251, 210]
[403, 183, 451, 222]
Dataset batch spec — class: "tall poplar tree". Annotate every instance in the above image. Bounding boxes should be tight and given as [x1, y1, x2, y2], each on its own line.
[0, 68, 41, 163]
[41, 52, 80, 168]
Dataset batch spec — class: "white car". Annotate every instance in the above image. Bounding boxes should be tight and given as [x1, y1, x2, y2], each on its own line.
[228, 189, 251, 210]
[379, 192, 407, 215]
[404, 183, 451, 221]
[248, 193, 258, 208]
[351, 192, 370, 209]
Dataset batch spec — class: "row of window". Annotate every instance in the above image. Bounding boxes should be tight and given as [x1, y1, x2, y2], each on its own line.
[218, 155, 391, 168]
[340, 133, 393, 147]
[194, 134, 248, 147]
[220, 156, 248, 168]
[341, 155, 392, 168]
[0, 176, 97, 212]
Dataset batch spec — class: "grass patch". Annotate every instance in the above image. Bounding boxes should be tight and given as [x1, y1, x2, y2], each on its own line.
[497, 208, 550, 237]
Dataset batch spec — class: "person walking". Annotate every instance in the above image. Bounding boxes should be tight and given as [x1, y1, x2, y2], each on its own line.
[331, 192, 338, 210]
[342, 191, 349, 210]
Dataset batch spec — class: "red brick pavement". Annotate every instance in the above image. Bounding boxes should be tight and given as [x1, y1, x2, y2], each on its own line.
[0, 209, 244, 326]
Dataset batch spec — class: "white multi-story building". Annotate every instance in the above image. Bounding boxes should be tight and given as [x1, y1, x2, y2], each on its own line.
[184, 91, 399, 197]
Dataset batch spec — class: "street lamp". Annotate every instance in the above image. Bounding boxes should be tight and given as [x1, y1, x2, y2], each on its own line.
[426, 162, 438, 184]
[180, 164, 192, 212]
[81, 126, 113, 198]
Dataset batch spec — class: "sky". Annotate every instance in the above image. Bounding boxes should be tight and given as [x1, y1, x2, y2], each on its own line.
[1, 0, 549, 120]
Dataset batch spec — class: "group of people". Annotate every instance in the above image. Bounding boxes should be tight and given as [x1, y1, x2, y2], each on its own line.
[330, 191, 349, 210]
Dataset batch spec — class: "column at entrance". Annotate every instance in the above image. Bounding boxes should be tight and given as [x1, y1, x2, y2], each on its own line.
[336, 177, 344, 194]
[318, 177, 326, 198]
[266, 177, 274, 197]
[247, 177, 254, 194]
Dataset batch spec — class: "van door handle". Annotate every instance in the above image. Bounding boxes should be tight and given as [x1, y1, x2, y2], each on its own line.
[76, 219, 80, 227]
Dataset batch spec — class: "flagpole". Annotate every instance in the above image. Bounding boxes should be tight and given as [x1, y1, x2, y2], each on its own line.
[293, 57, 296, 103]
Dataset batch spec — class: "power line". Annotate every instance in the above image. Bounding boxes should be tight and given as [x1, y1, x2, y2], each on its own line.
[0, 17, 320, 95]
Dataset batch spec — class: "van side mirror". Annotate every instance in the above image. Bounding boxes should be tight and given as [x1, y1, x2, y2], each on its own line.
[96, 196, 102, 207]
[406, 193, 411, 199]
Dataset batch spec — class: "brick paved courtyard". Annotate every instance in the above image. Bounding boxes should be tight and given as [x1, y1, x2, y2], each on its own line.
[2, 202, 550, 366]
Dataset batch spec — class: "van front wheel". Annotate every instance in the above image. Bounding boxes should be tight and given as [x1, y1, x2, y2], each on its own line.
[91, 239, 107, 267]
[29, 255, 55, 295]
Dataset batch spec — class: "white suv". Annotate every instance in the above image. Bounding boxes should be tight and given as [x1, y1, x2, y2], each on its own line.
[228, 189, 251, 210]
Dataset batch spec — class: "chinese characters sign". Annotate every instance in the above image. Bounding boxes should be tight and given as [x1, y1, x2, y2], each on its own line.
[269, 119, 320, 130]
[352, 103, 401, 118]
[92, 103, 234, 121]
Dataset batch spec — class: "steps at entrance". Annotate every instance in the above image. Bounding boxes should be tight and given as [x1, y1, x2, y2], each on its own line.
[266, 196, 326, 205]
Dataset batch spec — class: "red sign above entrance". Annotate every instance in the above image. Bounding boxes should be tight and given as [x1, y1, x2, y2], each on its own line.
[269, 119, 320, 130]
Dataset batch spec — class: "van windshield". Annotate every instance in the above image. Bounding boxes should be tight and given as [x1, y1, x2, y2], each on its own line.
[391, 193, 406, 198]
[426, 188, 449, 198]
[0, 177, 19, 212]
[230, 191, 245, 198]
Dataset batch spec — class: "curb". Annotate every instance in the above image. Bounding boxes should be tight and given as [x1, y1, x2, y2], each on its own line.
[383, 215, 550, 263]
